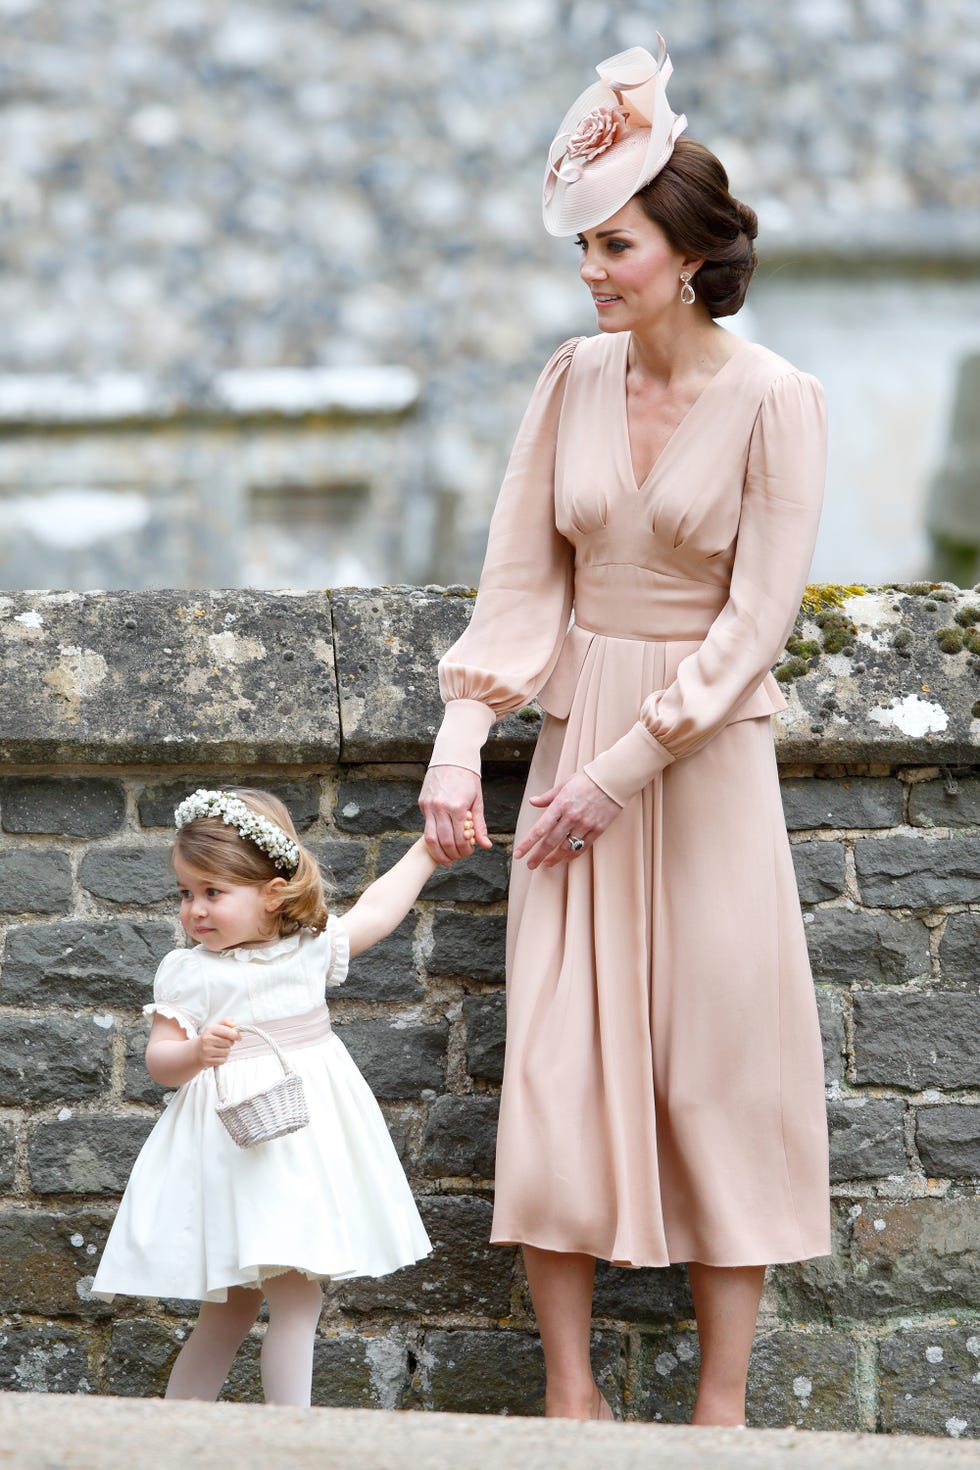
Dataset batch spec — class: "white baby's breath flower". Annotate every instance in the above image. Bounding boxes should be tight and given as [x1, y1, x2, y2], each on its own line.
[174, 790, 300, 872]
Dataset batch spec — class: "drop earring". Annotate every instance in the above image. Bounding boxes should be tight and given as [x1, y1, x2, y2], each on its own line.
[680, 271, 696, 305]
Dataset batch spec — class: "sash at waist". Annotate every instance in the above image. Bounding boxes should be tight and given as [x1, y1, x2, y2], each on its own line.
[227, 1003, 332, 1060]
[573, 563, 727, 642]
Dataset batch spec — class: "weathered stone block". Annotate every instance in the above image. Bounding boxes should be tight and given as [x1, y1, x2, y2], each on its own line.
[0, 848, 72, 915]
[0, 1324, 93, 1394]
[746, 1330, 860, 1430]
[916, 1105, 980, 1178]
[0, 1207, 114, 1315]
[910, 776, 980, 829]
[414, 1328, 545, 1415]
[939, 912, 980, 988]
[313, 1332, 409, 1410]
[463, 993, 506, 1084]
[419, 1095, 499, 1179]
[791, 842, 847, 903]
[853, 993, 980, 1088]
[429, 912, 507, 983]
[334, 779, 422, 835]
[632, 1330, 701, 1422]
[309, 839, 369, 901]
[338, 1196, 513, 1315]
[803, 908, 930, 986]
[333, 1018, 448, 1098]
[106, 1318, 183, 1397]
[592, 1262, 693, 1324]
[29, 1116, 155, 1194]
[0, 1123, 14, 1190]
[481, 774, 526, 834]
[342, 919, 419, 1001]
[0, 1017, 113, 1104]
[124, 1019, 166, 1104]
[1, 919, 173, 1008]
[827, 1098, 907, 1183]
[79, 846, 174, 905]
[379, 839, 510, 903]
[854, 835, 980, 907]
[771, 1206, 852, 1323]
[0, 777, 125, 836]
[817, 989, 846, 1086]
[879, 1327, 980, 1437]
[138, 779, 320, 831]
[781, 778, 903, 832]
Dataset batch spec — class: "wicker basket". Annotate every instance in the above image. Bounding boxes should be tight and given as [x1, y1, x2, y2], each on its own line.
[214, 1024, 311, 1149]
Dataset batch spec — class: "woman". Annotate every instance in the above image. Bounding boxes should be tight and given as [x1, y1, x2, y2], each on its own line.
[419, 40, 830, 1426]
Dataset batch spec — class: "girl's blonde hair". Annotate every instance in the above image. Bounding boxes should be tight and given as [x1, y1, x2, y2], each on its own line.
[173, 787, 328, 936]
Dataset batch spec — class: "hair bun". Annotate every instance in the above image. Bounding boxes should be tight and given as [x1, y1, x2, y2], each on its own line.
[735, 198, 759, 241]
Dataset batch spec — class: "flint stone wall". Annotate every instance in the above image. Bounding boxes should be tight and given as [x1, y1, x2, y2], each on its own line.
[1, 583, 980, 1435]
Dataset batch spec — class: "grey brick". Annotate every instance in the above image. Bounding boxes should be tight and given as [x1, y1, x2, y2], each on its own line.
[338, 1196, 513, 1316]
[746, 1330, 860, 1430]
[419, 1095, 499, 1179]
[463, 993, 506, 1084]
[412, 1328, 624, 1417]
[105, 1319, 183, 1397]
[123, 1018, 166, 1104]
[0, 1017, 112, 1104]
[309, 839, 369, 901]
[342, 918, 419, 1001]
[791, 842, 847, 903]
[916, 1106, 980, 1178]
[853, 993, 980, 1089]
[333, 1018, 447, 1098]
[804, 908, 930, 986]
[910, 776, 980, 829]
[939, 912, 980, 988]
[817, 990, 845, 1086]
[481, 775, 526, 834]
[379, 839, 510, 903]
[880, 1327, 980, 1436]
[312, 1333, 409, 1410]
[827, 1098, 906, 1183]
[632, 1330, 701, 1423]
[0, 848, 72, 915]
[1, 919, 173, 1007]
[781, 778, 903, 832]
[334, 779, 422, 835]
[29, 1116, 154, 1194]
[592, 1262, 693, 1324]
[0, 1123, 14, 1191]
[0, 1324, 93, 1394]
[0, 1207, 114, 1315]
[0, 778, 125, 836]
[79, 845, 174, 904]
[854, 835, 980, 907]
[429, 912, 506, 982]
[138, 779, 320, 832]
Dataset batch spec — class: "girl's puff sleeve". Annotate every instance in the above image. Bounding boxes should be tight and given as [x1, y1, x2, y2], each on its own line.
[428, 339, 580, 775]
[324, 915, 350, 989]
[143, 949, 206, 1040]
[585, 370, 827, 806]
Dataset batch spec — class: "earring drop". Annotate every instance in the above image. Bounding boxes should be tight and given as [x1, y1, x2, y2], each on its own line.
[680, 271, 696, 305]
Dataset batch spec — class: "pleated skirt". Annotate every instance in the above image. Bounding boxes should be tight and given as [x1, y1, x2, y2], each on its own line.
[490, 631, 831, 1267]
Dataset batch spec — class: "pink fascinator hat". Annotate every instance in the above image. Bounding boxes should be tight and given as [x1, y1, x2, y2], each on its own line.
[542, 37, 687, 238]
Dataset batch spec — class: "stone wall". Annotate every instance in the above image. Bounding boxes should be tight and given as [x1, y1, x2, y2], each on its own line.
[1, 584, 980, 1435]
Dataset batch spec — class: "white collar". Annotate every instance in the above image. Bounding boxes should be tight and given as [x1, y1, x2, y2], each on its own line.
[207, 931, 304, 964]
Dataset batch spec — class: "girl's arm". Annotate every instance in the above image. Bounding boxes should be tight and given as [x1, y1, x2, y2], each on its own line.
[145, 1013, 240, 1086]
[343, 831, 471, 958]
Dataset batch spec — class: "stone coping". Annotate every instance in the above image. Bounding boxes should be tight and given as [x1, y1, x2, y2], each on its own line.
[0, 1396, 977, 1470]
[0, 585, 978, 767]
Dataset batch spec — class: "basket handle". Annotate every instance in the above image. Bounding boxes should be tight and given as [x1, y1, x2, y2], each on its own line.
[212, 1023, 296, 1104]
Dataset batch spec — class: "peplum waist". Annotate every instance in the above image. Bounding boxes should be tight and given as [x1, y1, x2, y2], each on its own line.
[573, 562, 728, 641]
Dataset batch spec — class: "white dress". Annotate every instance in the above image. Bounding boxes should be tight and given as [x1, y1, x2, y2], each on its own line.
[92, 918, 431, 1303]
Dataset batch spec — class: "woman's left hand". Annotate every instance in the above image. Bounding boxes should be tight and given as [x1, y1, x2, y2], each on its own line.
[513, 771, 622, 870]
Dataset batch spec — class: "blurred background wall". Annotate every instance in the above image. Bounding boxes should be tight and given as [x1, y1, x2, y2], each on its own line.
[0, 0, 978, 592]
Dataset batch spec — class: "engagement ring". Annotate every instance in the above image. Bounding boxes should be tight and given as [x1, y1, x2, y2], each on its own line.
[566, 835, 585, 853]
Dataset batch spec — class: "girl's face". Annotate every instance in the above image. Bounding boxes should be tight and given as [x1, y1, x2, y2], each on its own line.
[576, 200, 695, 332]
[174, 855, 283, 952]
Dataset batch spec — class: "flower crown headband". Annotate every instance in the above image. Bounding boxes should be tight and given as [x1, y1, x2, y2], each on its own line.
[174, 789, 300, 874]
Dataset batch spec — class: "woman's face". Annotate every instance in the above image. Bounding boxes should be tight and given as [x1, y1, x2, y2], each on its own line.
[576, 200, 692, 332]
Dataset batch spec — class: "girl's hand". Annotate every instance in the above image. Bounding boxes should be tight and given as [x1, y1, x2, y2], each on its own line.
[513, 771, 622, 870]
[419, 765, 492, 865]
[198, 1018, 240, 1068]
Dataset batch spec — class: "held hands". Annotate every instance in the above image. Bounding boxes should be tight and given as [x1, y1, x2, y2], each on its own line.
[420, 765, 493, 866]
[514, 770, 622, 869]
[197, 1017, 240, 1069]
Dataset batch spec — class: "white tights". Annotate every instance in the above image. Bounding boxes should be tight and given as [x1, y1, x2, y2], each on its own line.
[165, 1272, 324, 1407]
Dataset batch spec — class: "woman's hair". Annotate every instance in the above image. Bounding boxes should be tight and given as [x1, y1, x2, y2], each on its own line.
[173, 787, 328, 936]
[635, 137, 758, 318]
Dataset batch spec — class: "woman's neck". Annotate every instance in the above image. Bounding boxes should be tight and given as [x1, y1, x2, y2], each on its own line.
[627, 315, 736, 387]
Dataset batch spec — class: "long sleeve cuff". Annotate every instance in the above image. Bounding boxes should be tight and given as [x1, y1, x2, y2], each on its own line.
[584, 720, 676, 808]
[428, 698, 497, 775]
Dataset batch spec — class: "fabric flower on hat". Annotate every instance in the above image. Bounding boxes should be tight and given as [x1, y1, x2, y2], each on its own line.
[566, 106, 629, 165]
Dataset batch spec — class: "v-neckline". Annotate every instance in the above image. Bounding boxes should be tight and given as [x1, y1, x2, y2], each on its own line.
[620, 333, 749, 492]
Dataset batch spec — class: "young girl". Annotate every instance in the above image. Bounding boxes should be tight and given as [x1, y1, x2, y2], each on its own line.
[93, 786, 474, 1406]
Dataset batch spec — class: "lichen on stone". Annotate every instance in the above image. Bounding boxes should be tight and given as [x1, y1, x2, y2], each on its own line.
[775, 657, 810, 683]
[954, 604, 980, 628]
[937, 628, 965, 654]
[815, 610, 857, 655]
[785, 635, 821, 661]
[800, 584, 869, 616]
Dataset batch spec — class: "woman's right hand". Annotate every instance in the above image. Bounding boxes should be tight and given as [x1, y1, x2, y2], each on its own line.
[198, 1018, 240, 1068]
[419, 765, 492, 865]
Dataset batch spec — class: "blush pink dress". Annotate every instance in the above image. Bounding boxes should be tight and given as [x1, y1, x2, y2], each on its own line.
[429, 331, 831, 1267]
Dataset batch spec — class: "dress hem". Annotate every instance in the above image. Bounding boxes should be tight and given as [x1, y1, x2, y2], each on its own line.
[488, 1232, 831, 1269]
